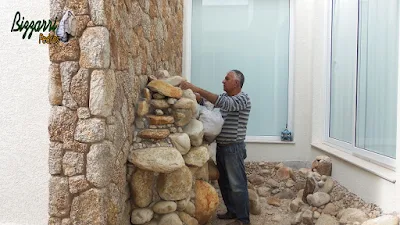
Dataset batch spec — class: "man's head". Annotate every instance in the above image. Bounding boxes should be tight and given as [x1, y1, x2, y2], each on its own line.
[222, 70, 245, 95]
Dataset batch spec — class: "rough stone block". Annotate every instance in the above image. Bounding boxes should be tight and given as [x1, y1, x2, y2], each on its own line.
[49, 63, 63, 106]
[74, 118, 106, 143]
[49, 38, 80, 62]
[86, 141, 115, 187]
[49, 176, 71, 217]
[80, 27, 110, 69]
[89, 70, 116, 117]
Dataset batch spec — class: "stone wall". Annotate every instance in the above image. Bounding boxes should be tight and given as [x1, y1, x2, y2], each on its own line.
[48, 0, 184, 224]
[127, 76, 220, 225]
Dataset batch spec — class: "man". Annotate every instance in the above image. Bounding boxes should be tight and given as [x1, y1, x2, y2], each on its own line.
[180, 70, 251, 225]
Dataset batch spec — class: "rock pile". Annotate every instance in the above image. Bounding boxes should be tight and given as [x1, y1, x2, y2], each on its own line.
[127, 71, 220, 225]
[210, 157, 399, 225]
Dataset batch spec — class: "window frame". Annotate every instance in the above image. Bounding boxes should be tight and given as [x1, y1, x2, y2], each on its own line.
[182, 0, 295, 143]
[325, 0, 398, 170]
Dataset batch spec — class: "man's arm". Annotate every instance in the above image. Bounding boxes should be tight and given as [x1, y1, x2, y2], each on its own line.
[180, 81, 219, 104]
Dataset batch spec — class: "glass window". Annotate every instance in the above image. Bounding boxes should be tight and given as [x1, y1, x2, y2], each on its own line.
[191, 0, 290, 136]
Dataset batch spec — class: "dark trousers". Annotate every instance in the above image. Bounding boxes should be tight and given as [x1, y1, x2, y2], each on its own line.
[216, 142, 250, 224]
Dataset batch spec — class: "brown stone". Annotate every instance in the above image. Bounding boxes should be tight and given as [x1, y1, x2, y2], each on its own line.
[267, 197, 281, 207]
[131, 169, 155, 207]
[147, 115, 174, 125]
[157, 166, 192, 201]
[276, 166, 294, 181]
[249, 189, 261, 215]
[138, 129, 170, 139]
[208, 160, 219, 180]
[49, 176, 71, 217]
[74, 15, 90, 37]
[65, 0, 89, 15]
[303, 176, 317, 203]
[194, 180, 219, 225]
[147, 80, 183, 99]
[144, 88, 152, 101]
[151, 99, 169, 109]
[137, 101, 149, 117]
[312, 156, 332, 176]
[49, 38, 80, 62]
[49, 106, 78, 143]
[70, 68, 89, 107]
[70, 188, 108, 224]
[49, 63, 63, 105]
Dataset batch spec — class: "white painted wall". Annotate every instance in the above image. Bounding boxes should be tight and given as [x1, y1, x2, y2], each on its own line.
[0, 1, 50, 225]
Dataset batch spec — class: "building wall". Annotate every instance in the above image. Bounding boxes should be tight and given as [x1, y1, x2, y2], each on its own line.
[0, 1, 50, 225]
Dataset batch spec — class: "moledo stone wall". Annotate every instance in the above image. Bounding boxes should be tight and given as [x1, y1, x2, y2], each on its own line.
[47, 0, 187, 224]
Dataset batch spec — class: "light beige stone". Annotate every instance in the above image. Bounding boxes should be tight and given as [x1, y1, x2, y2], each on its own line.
[183, 119, 204, 147]
[157, 166, 193, 201]
[169, 133, 191, 155]
[131, 169, 154, 208]
[183, 146, 209, 167]
[49, 176, 70, 217]
[151, 99, 170, 109]
[74, 118, 106, 143]
[184, 201, 196, 217]
[147, 80, 183, 99]
[128, 147, 185, 173]
[50, 0, 66, 21]
[89, 70, 116, 117]
[131, 208, 154, 225]
[159, 213, 183, 225]
[153, 201, 177, 214]
[80, 27, 110, 68]
[88, 0, 107, 25]
[177, 212, 199, 225]
[77, 107, 90, 119]
[162, 76, 185, 86]
[174, 108, 193, 127]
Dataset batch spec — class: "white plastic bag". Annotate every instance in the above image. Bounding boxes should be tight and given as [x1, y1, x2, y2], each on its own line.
[199, 105, 224, 143]
[208, 142, 217, 165]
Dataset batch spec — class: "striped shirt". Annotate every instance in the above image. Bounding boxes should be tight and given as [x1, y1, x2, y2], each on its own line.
[214, 92, 251, 144]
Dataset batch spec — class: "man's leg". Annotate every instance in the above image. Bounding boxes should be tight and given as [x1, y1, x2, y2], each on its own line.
[216, 144, 236, 216]
[223, 142, 250, 224]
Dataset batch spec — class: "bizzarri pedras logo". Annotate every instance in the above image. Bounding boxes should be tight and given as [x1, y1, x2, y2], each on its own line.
[11, 11, 60, 44]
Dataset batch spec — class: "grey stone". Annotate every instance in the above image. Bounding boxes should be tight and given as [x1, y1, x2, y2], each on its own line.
[87, 141, 115, 187]
[70, 188, 108, 224]
[88, 0, 106, 25]
[49, 142, 63, 175]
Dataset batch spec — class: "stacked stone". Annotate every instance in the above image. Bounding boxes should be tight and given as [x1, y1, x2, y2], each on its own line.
[48, 0, 185, 224]
[127, 74, 219, 225]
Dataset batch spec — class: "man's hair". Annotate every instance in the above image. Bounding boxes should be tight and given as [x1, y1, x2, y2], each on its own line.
[231, 69, 245, 88]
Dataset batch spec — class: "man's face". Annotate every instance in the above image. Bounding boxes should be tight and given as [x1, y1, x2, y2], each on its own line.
[222, 72, 238, 92]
